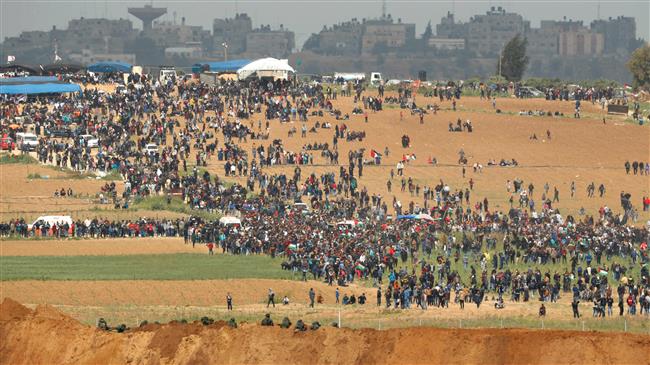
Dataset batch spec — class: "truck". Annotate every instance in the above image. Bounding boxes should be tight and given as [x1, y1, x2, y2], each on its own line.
[332, 72, 383, 86]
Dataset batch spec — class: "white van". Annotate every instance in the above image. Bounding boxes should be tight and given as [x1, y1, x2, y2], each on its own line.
[79, 134, 99, 148]
[16, 132, 38, 151]
[28, 215, 73, 230]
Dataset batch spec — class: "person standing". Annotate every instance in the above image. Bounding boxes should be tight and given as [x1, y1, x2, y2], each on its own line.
[267, 288, 276, 308]
[335, 287, 340, 304]
[309, 288, 315, 308]
[572, 299, 580, 318]
[377, 287, 382, 307]
[227, 292, 233, 311]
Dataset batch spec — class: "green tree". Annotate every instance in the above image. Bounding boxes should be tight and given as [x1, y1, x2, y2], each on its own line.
[498, 34, 529, 81]
[626, 43, 650, 89]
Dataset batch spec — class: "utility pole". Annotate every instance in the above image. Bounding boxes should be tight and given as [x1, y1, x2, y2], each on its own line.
[222, 42, 228, 61]
[382, 0, 386, 19]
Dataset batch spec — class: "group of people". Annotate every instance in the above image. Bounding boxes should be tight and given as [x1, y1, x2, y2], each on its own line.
[1, 71, 648, 323]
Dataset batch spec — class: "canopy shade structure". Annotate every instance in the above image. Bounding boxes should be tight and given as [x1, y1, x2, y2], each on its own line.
[237, 58, 295, 80]
[192, 59, 251, 74]
[41, 63, 84, 74]
[87, 62, 132, 73]
[0, 83, 81, 95]
[0, 76, 59, 85]
[0, 64, 39, 75]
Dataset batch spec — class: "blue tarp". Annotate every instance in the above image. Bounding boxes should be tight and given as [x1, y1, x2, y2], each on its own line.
[0, 83, 82, 95]
[192, 59, 250, 74]
[87, 62, 132, 73]
[0, 76, 59, 84]
[397, 214, 417, 219]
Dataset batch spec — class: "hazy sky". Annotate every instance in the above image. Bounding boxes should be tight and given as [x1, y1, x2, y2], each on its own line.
[1, 0, 648, 48]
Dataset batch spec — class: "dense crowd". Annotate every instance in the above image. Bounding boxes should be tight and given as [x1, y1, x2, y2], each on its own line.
[1, 72, 649, 319]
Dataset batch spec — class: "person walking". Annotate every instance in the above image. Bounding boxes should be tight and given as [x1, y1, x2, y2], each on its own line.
[309, 288, 315, 308]
[227, 292, 233, 311]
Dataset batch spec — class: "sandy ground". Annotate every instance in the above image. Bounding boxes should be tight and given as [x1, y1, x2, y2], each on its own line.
[214, 95, 650, 222]
[1, 298, 648, 365]
[1, 95, 649, 224]
[0, 237, 196, 256]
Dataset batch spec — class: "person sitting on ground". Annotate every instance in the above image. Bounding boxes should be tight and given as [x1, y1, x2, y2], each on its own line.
[310, 321, 321, 330]
[539, 304, 546, 317]
[228, 318, 238, 328]
[349, 294, 357, 304]
[280, 317, 292, 329]
[295, 319, 307, 332]
[282, 295, 290, 305]
[261, 313, 274, 326]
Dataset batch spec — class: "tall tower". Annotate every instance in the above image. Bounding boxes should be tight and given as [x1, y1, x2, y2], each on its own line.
[128, 4, 167, 32]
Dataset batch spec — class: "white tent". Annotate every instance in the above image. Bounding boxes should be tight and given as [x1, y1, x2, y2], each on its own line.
[237, 58, 295, 80]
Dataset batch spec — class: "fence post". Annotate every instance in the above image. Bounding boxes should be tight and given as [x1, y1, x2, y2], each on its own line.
[419, 318, 422, 327]
[338, 309, 341, 328]
[582, 321, 585, 331]
[624, 319, 627, 332]
[500, 318, 503, 329]
[459, 319, 462, 328]
[378, 318, 381, 331]
[541, 320, 544, 330]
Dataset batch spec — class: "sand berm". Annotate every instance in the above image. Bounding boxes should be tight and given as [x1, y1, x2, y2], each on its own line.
[1, 298, 648, 365]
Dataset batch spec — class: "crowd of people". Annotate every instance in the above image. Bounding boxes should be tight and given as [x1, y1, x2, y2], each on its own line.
[1, 72, 648, 321]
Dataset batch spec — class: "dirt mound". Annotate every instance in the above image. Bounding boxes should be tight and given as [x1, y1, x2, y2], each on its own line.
[0, 298, 31, 321]
[1, 299, 648, 365]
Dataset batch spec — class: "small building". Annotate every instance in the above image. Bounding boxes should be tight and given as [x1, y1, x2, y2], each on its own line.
[428, 38, 465, 50]
[164, 46, 203, 59]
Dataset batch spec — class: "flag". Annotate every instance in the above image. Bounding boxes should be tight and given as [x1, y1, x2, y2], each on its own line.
[7, 55, 15, 63]
[54, 54, 62, 62]
[623, 84, 632, 90]
[370, 149, 382, 158]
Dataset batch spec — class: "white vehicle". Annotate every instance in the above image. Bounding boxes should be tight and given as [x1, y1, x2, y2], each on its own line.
[28, 215, 73, 230]
[333, 72, 366, 82]
[333, 72, 383, 86]
[219, 216, 241, 226]
[291, 202, 310, 214]
[369, 72, 383, 86]
[143, 143, 158, 155]
[159, 67, 177, 83]
[79, 134, 99, 148]
[15, 132, 38, 151]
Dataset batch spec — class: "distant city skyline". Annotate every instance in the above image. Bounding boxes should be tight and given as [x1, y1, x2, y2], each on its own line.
[1, 0, 648, 49]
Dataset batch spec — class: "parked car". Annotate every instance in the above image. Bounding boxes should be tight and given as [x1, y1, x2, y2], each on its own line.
[28, 215, 73, 230]
[1, 135, 15, 150]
